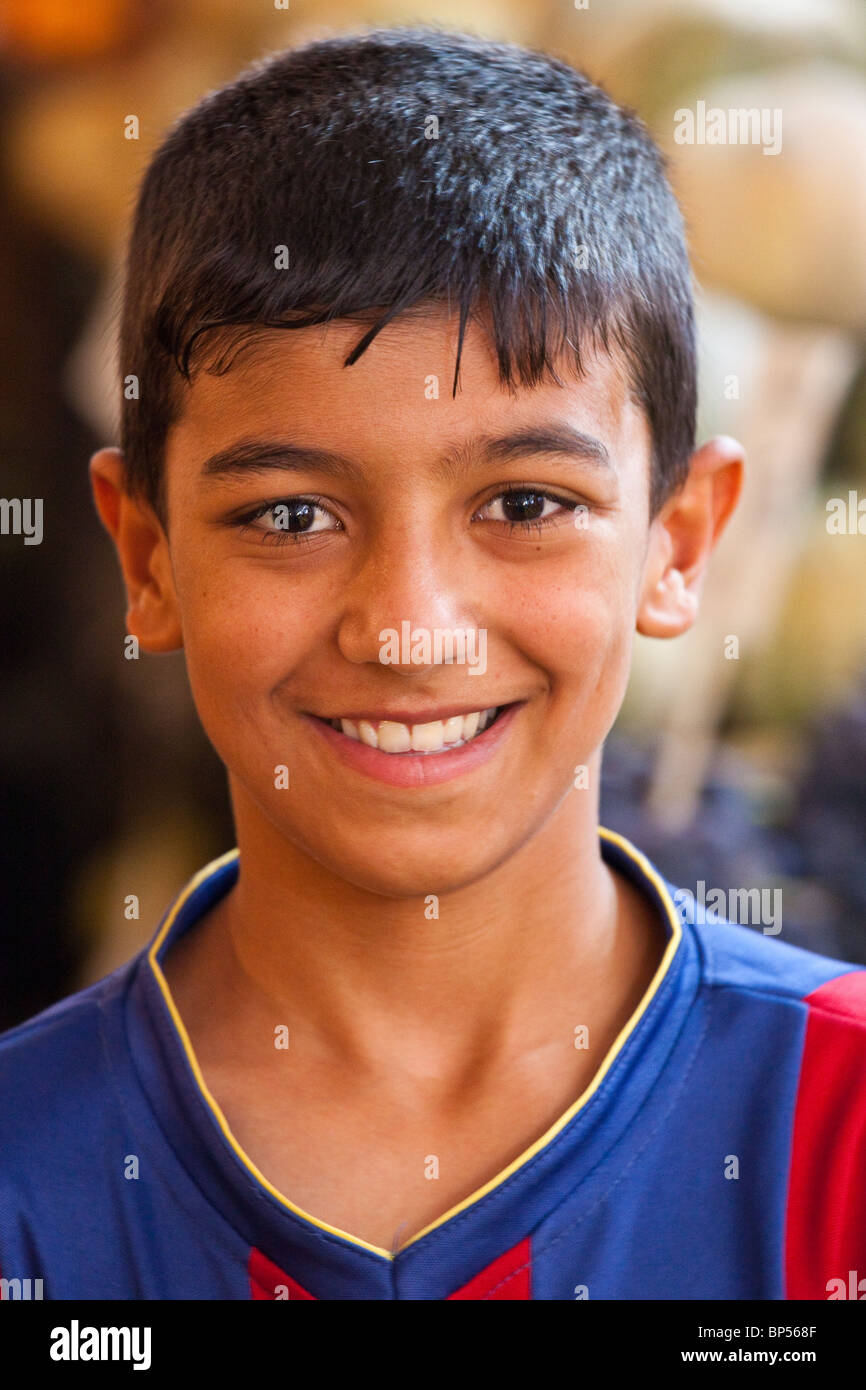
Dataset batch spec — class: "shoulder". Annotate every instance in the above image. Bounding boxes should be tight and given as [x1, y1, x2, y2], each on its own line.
[602, 828, 866, 1020]
[0, 955, 165, 1293]
[0, 958, 141, 1160]
[668, 905, 866, 1295]
[671, 883, 866, 1028]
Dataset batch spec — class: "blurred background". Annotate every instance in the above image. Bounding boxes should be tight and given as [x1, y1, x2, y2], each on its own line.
[1, 0, 865, 1029]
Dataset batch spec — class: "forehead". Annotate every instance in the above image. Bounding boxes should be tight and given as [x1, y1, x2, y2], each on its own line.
[165, 310, 650, 480]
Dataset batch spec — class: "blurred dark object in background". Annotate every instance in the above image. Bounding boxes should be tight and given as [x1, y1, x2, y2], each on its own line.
[601, 674, 866, 967]
[0, 75, 231, 1029]
[0, 119, 109, 1029]
[793, 671, 866, 950]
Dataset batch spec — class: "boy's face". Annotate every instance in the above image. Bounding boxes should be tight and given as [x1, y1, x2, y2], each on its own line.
[92, 312, 742, 897]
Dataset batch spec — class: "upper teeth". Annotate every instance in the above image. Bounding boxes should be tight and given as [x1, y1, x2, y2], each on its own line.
[330, 707, 499, 753]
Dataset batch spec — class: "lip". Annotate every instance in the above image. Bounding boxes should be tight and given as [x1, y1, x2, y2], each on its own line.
[306, 703, 503, 727]
[301, 701, 524, 788]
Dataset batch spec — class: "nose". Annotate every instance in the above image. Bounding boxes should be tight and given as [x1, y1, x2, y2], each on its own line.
[335, 518, 480, 673]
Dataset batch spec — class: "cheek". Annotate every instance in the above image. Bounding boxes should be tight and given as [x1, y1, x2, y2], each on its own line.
[502, 540, 637, 703]
[172, 558, 325, 744]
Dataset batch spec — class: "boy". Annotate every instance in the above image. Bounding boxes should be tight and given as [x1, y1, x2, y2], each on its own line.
[1, 25, 864, 1302]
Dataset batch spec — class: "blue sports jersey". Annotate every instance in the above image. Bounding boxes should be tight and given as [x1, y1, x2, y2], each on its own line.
[1, 827, 865, 1300]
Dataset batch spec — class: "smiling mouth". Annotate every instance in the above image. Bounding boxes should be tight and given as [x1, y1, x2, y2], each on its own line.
[313, 705, 508, 754]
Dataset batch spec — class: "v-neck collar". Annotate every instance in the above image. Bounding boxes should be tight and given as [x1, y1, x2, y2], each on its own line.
[125, 826, 699, 1297]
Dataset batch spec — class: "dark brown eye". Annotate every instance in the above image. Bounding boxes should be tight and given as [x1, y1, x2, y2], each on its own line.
[476, 488, 579, 529]
[499, 491, 547, 523]
[234, 494, 342, 546]
[271, 501, 319, 533]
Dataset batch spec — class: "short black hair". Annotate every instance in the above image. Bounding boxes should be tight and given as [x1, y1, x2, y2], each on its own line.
[118, 23, 696, 521]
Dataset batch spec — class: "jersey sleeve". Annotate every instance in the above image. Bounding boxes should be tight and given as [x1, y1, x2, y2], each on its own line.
[785, 970, 866, 1299]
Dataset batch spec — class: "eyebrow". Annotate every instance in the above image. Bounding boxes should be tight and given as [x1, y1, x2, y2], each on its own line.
[200, 423, 612, 483]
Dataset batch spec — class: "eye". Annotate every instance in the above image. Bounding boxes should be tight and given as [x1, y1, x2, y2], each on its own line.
[473, 487, 583, 532]
[236, 496, 342, 546]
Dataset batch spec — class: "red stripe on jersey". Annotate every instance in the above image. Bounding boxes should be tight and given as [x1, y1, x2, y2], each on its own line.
[248, 1237, 532, 1299]
[446, 1236, 531, 1299]
[785, 971, 866, 1300]
[249, 1247, 316, 1299]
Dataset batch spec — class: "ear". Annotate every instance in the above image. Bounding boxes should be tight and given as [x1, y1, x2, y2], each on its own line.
[637, 435, 744, 639]
[89, 446, 183, 652]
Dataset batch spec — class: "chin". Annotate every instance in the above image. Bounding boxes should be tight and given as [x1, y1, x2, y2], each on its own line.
[306, 832, 513, 901]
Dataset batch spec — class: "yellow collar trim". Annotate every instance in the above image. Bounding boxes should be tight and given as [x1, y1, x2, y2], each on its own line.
[147, 826, 682, 1262]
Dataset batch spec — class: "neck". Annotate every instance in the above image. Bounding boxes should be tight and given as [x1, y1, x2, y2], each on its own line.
[180, 773, 660, 1078]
